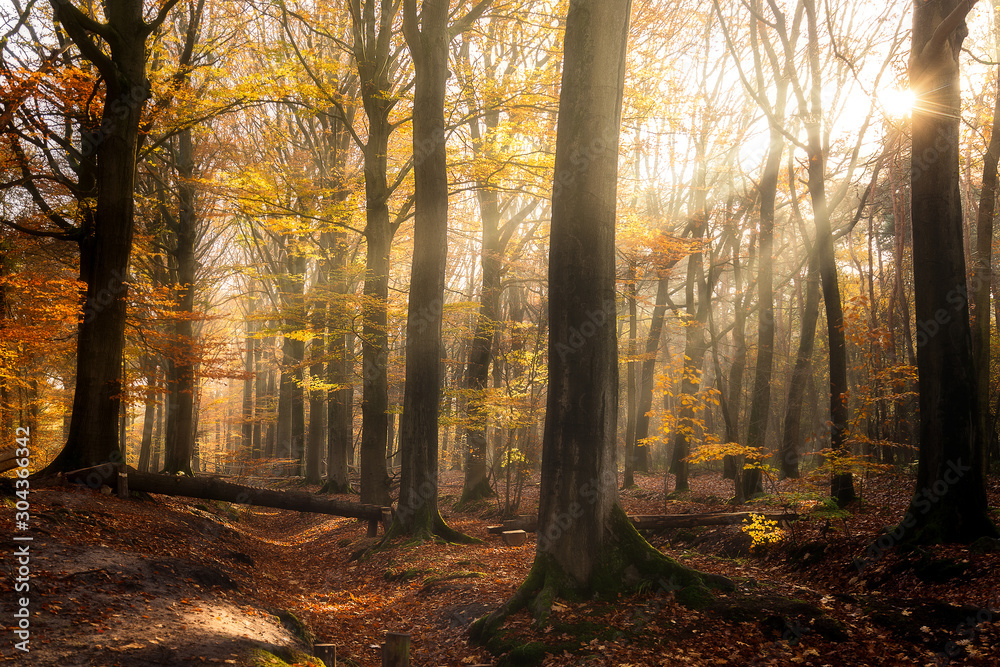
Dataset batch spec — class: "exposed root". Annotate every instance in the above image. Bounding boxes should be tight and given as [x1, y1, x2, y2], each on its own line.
[470, 504, 734, 647]
[369, 509, 479, 555]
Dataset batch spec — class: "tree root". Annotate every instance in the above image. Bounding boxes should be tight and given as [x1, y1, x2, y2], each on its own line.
[470, 504, 734, 645]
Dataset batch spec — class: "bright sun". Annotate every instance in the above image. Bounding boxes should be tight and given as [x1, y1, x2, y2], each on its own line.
[879, 88, 917, 117]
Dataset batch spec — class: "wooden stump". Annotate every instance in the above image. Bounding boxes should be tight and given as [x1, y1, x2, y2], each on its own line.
[502, 530, 527, 547]
[116, 463, 128, 498]
[314, 643, 336, 665]
[381, 632, 410, 667]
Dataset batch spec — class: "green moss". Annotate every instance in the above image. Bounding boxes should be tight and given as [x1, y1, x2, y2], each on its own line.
[276, 611, 314, 650]
[675, 584, 714, 610]
[499, 641, 549, 666]
[244, 647, 324, 666]
[422, 571, 484, 585]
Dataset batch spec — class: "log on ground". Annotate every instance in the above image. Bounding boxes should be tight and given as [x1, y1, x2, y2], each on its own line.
[66, 466, 391, 533]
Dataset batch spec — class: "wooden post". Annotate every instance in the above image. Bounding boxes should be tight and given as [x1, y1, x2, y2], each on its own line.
[314, 644, 336, 665]
[367, 518, 378, 537]
[116, 463, 128, 498]
[381, 632, 410, 667]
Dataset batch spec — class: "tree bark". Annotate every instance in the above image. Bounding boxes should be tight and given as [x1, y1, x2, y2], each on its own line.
[904, 0, 998, 543]
[242, 301, 255, 458]
[628, 274, 670, 475]
[780, 249, 819, 479]
[137, 357, 158, 473]
[306, 292, 326, 485]
[325, 233, 353, 493]
[742, 69, 788, 499]
[163, 127, 198, 475]
[623, 261, 638, 488]
[973, 0, 1000, 471]
[351, 0, 400, 507]
[390, 0, 473, 541]
[473, 0, 730, 637]
[121, 470, 389, 529]
[800, 0, 854, 506]
[42, 0, 174, 472]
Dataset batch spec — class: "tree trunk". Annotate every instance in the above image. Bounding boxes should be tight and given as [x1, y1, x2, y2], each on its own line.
[242, 302, 255, 457]
[122, 470, 388, 526]
[629, 274, 670, 474]
[904, 0, 998, 543]
[325, 234, 353, 493]
[43, 0, 160, 473]
[742, 71, 788, 499]
[458, 167, 502, 505]
[163, 128, 198, 475]
[473, 0, 730, 637]
[137, 357, 157, 473]
[973, 1, 1000, 471]
[623, 260, 638, 488]
[354, 15, 397, 505]
[276, 245, 306, 476]
[780, 250, 819, 479]
[306, 297, 326, 485]
[801, 0, 854, 506]
[390, 0, 469, 541]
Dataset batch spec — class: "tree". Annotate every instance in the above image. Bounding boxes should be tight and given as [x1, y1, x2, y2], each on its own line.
[472, 0, 730, 634]
[903, 0, 998, 543]
[389, 0, 487, 540]
[4, 0, 181, 473]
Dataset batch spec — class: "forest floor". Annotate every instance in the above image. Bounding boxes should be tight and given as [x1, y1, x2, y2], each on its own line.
[2, 467, 1000, 666]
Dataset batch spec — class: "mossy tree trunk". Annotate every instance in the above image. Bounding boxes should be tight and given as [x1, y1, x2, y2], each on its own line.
[473, 0, 730, 635]
[904, 0, 998, 543]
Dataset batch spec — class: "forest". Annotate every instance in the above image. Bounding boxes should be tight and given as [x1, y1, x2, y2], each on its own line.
[3, 0, 1000, 664]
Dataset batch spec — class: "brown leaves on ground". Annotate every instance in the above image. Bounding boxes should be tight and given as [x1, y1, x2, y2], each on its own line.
[1, 468, 998, 666]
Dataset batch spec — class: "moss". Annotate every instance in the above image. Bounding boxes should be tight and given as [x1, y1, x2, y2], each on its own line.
[384, 567, 431, 582]
[472, 503, 733, 652]
[675, 584, 714, 610]
[244, 647, 324, 667]
[422, 571, 484, 585]
[376, 508, 479, 552]
[276, 611, 314, 650]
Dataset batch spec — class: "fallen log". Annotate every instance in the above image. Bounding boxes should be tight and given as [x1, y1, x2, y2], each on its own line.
[65, 465, 392, 536]
[488, 511, 799, 534]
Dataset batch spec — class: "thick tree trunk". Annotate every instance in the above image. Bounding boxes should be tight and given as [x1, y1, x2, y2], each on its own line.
[473, 0, 730, 638]
[43, 0, 157, 473]
[973, 2, 1000, 470]
[276, 246, 306, 476]
[904, 0, 998, 543]
[723, 231, 751, 481]
[390, 0, 469, 541]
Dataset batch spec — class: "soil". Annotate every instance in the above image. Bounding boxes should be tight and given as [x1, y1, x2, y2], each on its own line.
[1, 468, 998, 666]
